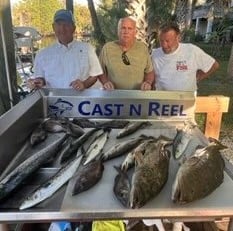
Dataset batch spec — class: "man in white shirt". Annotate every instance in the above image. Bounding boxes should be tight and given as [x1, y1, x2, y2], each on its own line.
[31, 9, 103, 90]
[151, 22, 219, 91]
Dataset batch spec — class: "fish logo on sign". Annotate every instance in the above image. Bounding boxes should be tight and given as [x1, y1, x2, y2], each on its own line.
[48, 98, 73, 116]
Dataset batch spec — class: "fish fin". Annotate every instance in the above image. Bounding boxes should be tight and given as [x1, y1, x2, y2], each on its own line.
[208, 137, 228, 149]
[113, 165, 121, 173]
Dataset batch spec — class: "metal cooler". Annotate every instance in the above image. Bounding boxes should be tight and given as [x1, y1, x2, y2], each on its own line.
[0, 89, 233, 225]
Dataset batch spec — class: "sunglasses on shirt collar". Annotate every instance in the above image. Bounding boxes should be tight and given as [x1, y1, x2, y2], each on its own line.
[122, 51, 130, 65]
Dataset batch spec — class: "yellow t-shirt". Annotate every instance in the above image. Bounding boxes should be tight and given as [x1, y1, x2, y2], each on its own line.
[99, 40, 153, 90]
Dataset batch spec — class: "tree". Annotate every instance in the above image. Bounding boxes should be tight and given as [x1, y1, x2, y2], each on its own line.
[97, 0, 127, 42]
[125, 0, 147, 44]
[74, 4, 92, 34]
[12, 0, 63, 35]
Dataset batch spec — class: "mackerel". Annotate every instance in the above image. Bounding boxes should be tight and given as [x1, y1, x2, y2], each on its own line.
[19, 155, 82, 210]
[0, 134, 67, 201]
[83, 130, 110, 165]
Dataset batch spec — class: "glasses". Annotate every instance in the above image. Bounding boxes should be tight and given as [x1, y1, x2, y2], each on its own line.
[122, 51, 130, 65]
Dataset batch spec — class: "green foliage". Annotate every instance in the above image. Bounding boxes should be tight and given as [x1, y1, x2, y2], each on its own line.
[12, 1, 93, 37]
[196, 42, 233, 130]
[97, 0, 127, 42]
[12, 0, 63, 35]
[74, 4, 92, 33]
[146, 0, 177, 48]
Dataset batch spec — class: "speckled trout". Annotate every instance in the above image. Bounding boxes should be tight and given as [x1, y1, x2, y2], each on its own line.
[0, 134, 67, 201]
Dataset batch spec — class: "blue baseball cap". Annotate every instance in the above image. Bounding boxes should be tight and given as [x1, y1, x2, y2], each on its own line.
[53, 9, 75, 24]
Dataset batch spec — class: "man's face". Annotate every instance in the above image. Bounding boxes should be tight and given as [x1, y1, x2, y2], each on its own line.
[159, 30, 180, 54]
[53, 21, 75, 45]
[118, 19, 136, 44]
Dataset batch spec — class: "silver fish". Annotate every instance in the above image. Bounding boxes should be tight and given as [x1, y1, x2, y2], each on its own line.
[30, 125, 47, 146]
[59, 128, 102, 164]
[116, 121, 151, 139]
[113, 166, 131, 207]
[43, 119, 67, 133]
[0, 134, 66, 201]
[172, 139, 227, 204]
[173, 121, 196, 159]
[66, 121, 85, 137]
[71, 160, 104, 195]
[129, 138, 172, 208]
[83, 130, 110, 165]
[19, 155, 82, 210]
[101, 137, 145, 162]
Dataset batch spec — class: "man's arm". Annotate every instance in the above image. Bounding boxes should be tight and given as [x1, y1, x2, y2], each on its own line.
[70, 76, 97, 90]
[196, 61, 219, 82]
[141, 71, 155, 90]
[83, 76, 98, 88]
[98, 73, 115, 90]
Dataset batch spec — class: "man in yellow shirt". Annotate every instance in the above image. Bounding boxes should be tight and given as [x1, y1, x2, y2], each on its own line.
[99, 17, 155, 90]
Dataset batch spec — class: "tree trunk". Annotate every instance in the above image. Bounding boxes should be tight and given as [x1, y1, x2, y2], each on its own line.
[66, 0, 73, 13]
[87, 0, 105, 50]
[227, 45, 233, 78]
[185, 0, 193, 29]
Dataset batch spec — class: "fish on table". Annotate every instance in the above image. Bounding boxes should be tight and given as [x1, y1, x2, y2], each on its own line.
[30, 124, 47, 146]
[129, 137, 172, 208]
[83, 129, 110, 165]
[42, 118, 84, 137]
[173, 120, 196, 159]
[59, 128, 102, 164]
[101, 136, 146, 162]
[113, 166, 131, 207]
[42, 118, 67, 133]
[116, 121, 151, 139]
[71, 160, 104, 196]
[0, 134, 67, 202]
[19, 155, 83, 210]
[172, 138, 227, 204]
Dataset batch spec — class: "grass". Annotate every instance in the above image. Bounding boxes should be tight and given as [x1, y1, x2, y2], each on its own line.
[194, 42, 233, 131]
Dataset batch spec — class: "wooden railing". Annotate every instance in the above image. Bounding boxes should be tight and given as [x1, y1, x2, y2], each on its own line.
[195, 96, 230, 139]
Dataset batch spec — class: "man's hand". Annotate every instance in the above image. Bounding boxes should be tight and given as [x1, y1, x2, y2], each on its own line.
[103, 81, 115, 90]
[141, 81, 152, 90]
[27, 77, 45, 89]
[70, 79, 85, 90]
[196, 70, 205, 82]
